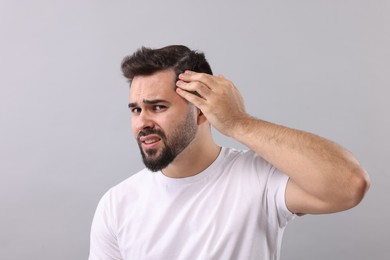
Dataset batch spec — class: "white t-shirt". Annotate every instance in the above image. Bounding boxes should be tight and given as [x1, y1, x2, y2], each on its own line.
[89, 147, 295, 260]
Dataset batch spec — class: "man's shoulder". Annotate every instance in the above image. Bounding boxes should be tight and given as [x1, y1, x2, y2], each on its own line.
[222, 147, 269, 167]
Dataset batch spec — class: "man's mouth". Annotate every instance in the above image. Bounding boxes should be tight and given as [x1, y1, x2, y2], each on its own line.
[139, 135, 162, 147]
[144, 137, 160, 144]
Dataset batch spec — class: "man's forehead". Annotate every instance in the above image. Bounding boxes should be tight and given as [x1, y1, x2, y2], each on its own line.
[129, 69, 178, 101]
[132, 70, 176, 87]
[131, 69, 176, 86]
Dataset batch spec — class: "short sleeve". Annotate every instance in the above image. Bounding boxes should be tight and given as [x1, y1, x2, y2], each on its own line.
[89, 191, 123, 260]
[266, 167, 295, 228]
[242, 150, 295, 228]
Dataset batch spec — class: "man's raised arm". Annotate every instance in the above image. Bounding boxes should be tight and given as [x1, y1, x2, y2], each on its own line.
[176, 70, 370, 215]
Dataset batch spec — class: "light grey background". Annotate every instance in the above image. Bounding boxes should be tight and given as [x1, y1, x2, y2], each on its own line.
[1, 0, 388, 259]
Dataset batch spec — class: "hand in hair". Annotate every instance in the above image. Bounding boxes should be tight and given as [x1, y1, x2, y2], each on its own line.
[176, 70, 250, 137]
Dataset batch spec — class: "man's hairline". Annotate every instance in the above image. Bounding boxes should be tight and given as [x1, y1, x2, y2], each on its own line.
[128, 68, 178, 88]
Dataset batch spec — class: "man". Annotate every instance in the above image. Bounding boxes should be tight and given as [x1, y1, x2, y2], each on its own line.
[89, 45, 370, 260]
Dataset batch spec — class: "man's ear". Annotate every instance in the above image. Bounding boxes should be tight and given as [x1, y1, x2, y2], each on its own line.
[196, 108, 208, 125]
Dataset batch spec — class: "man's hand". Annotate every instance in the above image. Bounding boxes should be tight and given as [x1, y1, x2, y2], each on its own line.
[176, 70, 250, 137]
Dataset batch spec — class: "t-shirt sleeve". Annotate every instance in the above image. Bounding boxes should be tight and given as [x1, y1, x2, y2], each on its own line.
[89, 191, 123, 260]
[244, 150, 295, 228]
[266, 166, 295, 228]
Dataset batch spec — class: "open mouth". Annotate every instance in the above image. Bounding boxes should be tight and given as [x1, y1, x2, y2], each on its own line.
[140, 135, 162, 147]
[144, 137, 161, 144]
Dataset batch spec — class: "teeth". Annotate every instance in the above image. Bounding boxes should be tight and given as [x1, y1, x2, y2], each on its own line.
[144, 138, 159, 144]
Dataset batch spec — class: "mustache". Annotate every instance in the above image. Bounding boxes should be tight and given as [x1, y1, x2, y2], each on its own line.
[137, 128, 166, 140]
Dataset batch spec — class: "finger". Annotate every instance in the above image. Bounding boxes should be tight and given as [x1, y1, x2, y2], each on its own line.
[175, 87, 205, 109]
[178, 70, 218, 89]
[176, 80, 212, 98]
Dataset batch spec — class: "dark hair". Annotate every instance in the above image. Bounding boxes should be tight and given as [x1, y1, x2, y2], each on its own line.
[121, 45, 213, 81]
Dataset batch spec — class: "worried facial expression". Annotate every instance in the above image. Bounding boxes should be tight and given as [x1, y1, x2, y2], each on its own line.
[129, 70, 198, 172]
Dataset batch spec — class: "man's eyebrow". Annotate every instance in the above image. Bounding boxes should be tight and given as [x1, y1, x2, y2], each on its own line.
[128, 102, 137, 108]
[128, 99, 170, 108]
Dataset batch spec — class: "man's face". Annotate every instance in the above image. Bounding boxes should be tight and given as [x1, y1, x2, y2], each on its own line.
[129, 69, 198, 172]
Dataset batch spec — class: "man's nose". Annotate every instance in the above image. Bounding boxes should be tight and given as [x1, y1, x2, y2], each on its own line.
[136, 111, 155, 130]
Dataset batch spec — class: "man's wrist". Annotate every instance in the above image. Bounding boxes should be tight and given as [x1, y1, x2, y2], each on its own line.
[228, 115, 257, 140]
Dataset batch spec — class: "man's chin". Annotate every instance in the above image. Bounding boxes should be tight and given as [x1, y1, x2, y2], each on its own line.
[143, 159, 168, 172]
[142, 153, 175, 172]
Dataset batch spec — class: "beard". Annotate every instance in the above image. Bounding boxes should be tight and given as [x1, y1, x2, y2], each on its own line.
[137, 110, 197, 172]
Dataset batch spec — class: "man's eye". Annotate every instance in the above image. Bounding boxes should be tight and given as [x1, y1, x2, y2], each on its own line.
[131, 108, 141, 113]
[154, 105, 167, 111]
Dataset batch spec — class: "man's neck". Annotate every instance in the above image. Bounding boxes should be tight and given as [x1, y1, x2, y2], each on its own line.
[161, 141, 221, 179]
